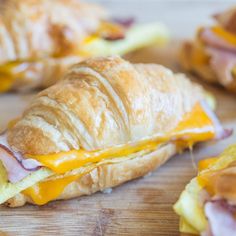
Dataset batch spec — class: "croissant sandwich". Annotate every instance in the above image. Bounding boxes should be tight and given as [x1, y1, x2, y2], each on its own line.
[180, 7, 236, 93]
[0, 0, 169, 93]
[174, 146, 236, 236]
[0, 56, 227, 207]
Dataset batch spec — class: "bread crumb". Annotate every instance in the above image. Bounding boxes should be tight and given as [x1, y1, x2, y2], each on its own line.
[144, 172, 152, 178]
[102, 188, 112, 194]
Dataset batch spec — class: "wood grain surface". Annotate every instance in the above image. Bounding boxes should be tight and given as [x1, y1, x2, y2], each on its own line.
[0, 43, 236, 236]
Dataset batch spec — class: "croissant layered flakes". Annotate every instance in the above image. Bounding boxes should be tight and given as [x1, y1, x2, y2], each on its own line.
[0, 56, 226, 207]
[0, 0, 169, 93]
[180, 6, 236, 93]
[174, 144, 236, 236]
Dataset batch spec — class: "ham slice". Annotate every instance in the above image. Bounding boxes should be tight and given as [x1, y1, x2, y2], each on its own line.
[203, 200, 236, 236]
[0, 145, 33, 183]
[0, 133, 41, 183]
[206, 47, 236, 86]
[200, 28, 236, 53]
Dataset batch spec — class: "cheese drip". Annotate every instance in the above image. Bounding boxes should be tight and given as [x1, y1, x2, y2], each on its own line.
[23, 102, 215, 205]
[23, 166, 95, 205]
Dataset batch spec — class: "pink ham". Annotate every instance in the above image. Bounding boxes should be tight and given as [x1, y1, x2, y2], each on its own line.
[203, 200, 236, 236]
[206, 47, 236, 86]
[200, 28, 236, 53]
[0, 133, 41, 183]
[0, 145, 33, 183]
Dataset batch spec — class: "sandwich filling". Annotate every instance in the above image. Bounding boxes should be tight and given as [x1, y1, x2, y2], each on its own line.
[0, 100, 227, 205]
[174, 145, 236, 236]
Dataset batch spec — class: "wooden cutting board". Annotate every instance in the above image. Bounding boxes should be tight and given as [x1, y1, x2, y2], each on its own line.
[0, 45, 236, 236]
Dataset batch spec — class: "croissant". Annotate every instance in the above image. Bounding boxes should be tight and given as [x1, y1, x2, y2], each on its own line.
[0, 0, 169, 92]
[180, 7, 236, 93]
[0, 56, 224, 207]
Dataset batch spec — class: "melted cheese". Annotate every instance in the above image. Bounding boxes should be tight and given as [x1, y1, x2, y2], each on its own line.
[198, 157, 218, 172]
[27, 141, 161, 174]
[23, 102, 215, 205]
[211, 26, 236, 46]
[23, 165, 95, 205]
[23, 175, 79, 205]
[27, 102, 215, 174]
[0, 60, 36, 92]
[94, 21, 125, 39]
[171, 101, 214, 143]
[198, 168, 224, 196]
[197, 157, 219, 195]
[198, 160, 236, 198]
[0, 76, 14, 92]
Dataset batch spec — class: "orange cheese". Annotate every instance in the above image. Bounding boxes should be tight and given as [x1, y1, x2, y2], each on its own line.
[27, 102, 215, 174]
[27, 141, 161, 174]
[23, 175, 79, 205]
[0, 76, 14, 92]
[23, 102, 216, 205]
[95, 20, 125, 39]
[0, 60, 35, 92]
[198, 157, 218, 172]
[198, 160, 236, 197]
[197, 171, 216, 196]
[197, 157, 219, 195]
[23, 165, 96, 205]
[171, 101, 214, 143]
[211, 26, 236, 46]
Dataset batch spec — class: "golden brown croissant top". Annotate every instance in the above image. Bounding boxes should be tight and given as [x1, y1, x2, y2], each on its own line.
[7, 56, 205, 155]
[0, 0, 107, 63]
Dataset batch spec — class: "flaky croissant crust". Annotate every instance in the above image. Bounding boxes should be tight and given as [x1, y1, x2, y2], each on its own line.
[8, 56, 205, 155]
